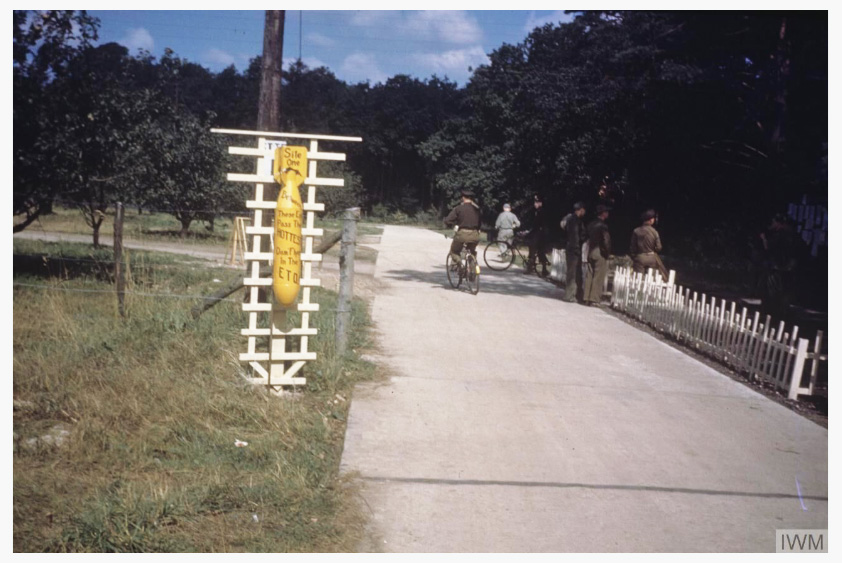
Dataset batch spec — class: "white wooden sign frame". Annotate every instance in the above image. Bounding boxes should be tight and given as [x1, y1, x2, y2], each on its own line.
[212, 128, 362, 393]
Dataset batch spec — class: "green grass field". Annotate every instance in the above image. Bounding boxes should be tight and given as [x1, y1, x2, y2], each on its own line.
[13, 237, 381, 552]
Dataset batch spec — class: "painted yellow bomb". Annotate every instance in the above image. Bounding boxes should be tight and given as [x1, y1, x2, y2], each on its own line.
[272, 145, 307, 307]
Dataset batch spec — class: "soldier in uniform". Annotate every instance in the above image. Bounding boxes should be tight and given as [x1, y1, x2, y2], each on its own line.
[630, 209, 667, 279]
[524, 194, 551, 277]
[494, 203, 520, 256]
[444, 190, 482, 268]
[560, 201, 587, 302]
[584, 204, 611, 306]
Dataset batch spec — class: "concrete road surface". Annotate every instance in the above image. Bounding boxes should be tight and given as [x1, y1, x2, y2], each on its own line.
[340, 225, 827, 553]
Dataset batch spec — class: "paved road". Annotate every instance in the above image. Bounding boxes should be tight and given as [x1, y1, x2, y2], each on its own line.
[340, 225, 827, 553]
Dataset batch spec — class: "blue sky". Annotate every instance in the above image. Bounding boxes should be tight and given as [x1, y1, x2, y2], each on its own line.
[87, 10, 578, 86]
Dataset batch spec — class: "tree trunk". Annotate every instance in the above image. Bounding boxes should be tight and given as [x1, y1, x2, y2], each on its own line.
[13, 209, 41, 233]
[180, 218, 192, 238]
[92, 220, 102, 248]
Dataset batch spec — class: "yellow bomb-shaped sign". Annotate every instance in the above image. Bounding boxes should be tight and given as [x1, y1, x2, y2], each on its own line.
[272, 146, 307, 307]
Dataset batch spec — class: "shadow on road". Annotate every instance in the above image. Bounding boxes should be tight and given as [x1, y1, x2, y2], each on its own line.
[380, 267, 567, 299]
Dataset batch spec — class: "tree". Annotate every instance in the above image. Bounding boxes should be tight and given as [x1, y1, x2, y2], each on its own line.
[352, 74, 464, 214]
[13, 10, 99, 232]
[49, 43, 163, 247]
[135, 111, 237, 237]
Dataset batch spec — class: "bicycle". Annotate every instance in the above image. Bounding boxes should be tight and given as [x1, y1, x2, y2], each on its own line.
[483, 231, 537, 272]
[445, 235, 480, 294]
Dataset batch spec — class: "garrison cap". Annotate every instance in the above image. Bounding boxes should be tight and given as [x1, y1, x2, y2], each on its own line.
[641, 209, 657, 222]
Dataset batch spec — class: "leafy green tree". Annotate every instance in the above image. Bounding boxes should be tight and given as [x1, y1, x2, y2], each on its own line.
[135, 111, 238, 237]
[48, 42, 164, 247]
[13, 10, 99, 232]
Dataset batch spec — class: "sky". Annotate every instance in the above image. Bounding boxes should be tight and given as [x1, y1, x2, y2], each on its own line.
[86, 9, 578, 86]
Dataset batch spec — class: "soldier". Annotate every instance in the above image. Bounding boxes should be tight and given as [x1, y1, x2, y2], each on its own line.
[584, 204, 611, 306]
[560, 201, 587, 302]
[444, 190, 482, 268]
[494, 203, 520, 257]
[629, 209, 667, 280]
[524, 194, 551, 277]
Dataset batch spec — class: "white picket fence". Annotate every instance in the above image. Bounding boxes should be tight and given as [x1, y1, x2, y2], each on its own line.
[610, 266, 826, 400]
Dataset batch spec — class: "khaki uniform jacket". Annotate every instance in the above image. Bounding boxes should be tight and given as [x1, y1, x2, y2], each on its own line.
[444, 202, 481, 230]
[629, 225, 662, 256]
[587, 218, 611, 259]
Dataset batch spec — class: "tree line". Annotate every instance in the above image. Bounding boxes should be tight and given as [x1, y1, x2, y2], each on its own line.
[15, 10, 827, 267]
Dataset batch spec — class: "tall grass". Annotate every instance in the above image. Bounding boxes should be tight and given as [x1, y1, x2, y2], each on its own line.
[13, 241, 379, 552]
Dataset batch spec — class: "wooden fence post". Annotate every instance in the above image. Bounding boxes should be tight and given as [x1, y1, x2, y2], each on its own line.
[335, 207, 360, 358]
[114, 202, 126, 318]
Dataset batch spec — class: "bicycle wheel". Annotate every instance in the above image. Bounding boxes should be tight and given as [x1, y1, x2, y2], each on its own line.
[465, 253, 480, 294]
[483, 240, 515, 271]
[446, 253, 461, 288]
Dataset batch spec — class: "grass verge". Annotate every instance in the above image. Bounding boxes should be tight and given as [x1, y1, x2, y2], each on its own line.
[13, 240, 379, 552]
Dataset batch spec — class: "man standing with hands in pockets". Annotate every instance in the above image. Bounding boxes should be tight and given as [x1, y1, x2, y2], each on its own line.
[584, 204, 611, 306]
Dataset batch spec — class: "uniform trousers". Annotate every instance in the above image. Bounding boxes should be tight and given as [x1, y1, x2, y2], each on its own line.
[585, 247, 609, 304]
[564, 250, 584, 302]
[449, 229, 480, 264]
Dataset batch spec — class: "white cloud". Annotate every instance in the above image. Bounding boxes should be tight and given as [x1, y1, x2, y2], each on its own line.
[412, 45, 489, 80]
[523, 11, 577, 33]
[120, 27, 154, 53]
[347, 10, 482, 45]
[305, 32, 336, 47]
[340, 52, 387, 84]
[403, 11, 483, 44]
[204, 48, 236, 67]
[304, 56, 327, 69]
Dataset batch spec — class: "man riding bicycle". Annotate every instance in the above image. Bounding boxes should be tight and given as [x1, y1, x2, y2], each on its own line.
[444, 189, 482, 269]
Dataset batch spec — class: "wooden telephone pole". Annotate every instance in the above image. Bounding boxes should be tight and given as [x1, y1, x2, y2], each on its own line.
[258, 10, 285, 131]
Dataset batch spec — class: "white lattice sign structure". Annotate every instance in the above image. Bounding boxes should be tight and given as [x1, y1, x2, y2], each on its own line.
[212, 128, 362, 392]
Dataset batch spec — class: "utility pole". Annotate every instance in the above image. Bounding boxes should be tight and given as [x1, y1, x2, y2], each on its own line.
[258, 10, 285, 131]
[258, 10, 289, 379]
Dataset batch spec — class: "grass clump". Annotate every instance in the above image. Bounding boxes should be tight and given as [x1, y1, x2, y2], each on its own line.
[13, 241, 378, 552]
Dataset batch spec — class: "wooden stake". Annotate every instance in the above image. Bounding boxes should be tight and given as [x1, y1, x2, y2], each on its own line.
[114, 202, 125, 318]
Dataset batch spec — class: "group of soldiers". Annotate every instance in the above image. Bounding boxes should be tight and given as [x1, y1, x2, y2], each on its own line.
[446, 190, 809, 320]
[494, 195, 667, 306]
[444, 190, 667, 306]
